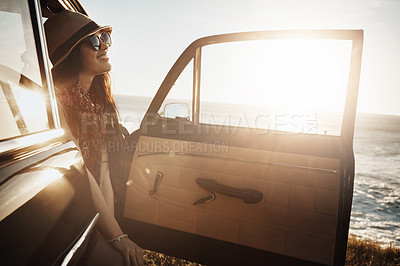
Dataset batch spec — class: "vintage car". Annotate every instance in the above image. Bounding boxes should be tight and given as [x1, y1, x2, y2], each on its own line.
[0, 0, 363, 265]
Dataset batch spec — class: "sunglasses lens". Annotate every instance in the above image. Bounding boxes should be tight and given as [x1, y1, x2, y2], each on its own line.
[101, 32, 111, 46]
[88, 32, 111, 50]
[89, 35, 101, 51]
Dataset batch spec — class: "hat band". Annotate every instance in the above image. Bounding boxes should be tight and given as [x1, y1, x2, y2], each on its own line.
[51, 21, 100, 65]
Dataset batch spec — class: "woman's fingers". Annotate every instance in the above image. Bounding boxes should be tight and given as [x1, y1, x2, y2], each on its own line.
[111, 237, 143, 265]
[130, 253, 138, 266]
[130, 247, 143, 265]
[123, 251, 130, 266]
[137, 248, 144, 265]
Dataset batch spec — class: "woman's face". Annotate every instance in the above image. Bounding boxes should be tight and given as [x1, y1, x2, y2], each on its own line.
[79, 30, 112, 76]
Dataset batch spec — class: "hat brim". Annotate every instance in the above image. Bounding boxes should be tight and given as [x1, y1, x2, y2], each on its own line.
[52, 25, 112, 68]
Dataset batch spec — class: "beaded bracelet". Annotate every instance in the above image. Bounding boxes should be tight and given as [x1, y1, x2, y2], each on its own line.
[107, 233, 128, 243]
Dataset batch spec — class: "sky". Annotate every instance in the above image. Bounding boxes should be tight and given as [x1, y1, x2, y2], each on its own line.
[83, 0, 400, 116]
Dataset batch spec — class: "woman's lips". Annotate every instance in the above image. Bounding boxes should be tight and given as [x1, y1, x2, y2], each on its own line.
[97, 54, 109, 61]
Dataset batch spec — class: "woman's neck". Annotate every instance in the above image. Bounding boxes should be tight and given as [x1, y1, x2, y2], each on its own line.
[78, 72, 94, 93]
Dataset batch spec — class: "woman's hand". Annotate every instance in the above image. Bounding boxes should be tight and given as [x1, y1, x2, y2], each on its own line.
[110, 237, 143, 266]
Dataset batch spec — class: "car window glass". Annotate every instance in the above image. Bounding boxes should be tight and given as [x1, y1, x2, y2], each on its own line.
[158, 59, 193, 120]
[0, 0, 50, 140]
[200, 40, 352, 136]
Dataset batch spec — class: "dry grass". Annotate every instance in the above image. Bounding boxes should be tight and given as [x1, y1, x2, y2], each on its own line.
[345, 235, 400, 265]
[142, 235, 400, 265]
[143, 249, 201, 265]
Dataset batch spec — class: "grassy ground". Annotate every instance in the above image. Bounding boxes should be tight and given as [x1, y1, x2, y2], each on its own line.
[143, 250, 201, 265]
[142, 235, 400, 265]
[345, 235, 400, 265]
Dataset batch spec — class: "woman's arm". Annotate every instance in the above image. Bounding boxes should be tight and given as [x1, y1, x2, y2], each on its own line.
[86, 168, 143, 266]
[86, 168, 124, 238]
[58, 105, 143, 265]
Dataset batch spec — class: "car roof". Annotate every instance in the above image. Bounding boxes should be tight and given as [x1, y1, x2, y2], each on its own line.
[40, 0, 87, 17]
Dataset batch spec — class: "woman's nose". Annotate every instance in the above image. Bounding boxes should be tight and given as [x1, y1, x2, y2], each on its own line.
[100, 40, 109, 50]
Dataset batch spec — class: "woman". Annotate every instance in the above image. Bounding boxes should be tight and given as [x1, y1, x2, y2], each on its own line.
[44, 10, 143, 266]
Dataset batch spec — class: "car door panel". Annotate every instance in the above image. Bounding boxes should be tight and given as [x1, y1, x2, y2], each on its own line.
[119, 30, 362, 266]
[124, 130, 342, 265]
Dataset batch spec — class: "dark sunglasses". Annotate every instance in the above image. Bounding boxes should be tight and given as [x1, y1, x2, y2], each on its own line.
[87, 32, 112, 51]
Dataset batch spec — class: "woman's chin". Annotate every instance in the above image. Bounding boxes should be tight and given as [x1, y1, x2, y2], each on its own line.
[100, 62, 112, 73]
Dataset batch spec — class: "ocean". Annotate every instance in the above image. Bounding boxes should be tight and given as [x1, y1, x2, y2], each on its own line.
[352, 113, 400, 247]
[115, 94, 400, 247]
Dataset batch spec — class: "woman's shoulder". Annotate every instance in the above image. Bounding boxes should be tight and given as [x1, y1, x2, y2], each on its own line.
[55, 86, 73, 105]
[54, 81, 80, 108]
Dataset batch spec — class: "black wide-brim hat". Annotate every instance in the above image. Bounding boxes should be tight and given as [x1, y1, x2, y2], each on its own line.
[44, 10, 112, 67]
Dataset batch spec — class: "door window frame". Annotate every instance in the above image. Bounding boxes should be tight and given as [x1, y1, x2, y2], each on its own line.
[144, 30, 363, 145]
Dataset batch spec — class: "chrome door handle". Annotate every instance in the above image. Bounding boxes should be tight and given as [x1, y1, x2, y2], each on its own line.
[149, 172, 163, 195]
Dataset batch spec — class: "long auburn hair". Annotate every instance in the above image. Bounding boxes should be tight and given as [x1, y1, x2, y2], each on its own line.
[52, 42, 119, 139]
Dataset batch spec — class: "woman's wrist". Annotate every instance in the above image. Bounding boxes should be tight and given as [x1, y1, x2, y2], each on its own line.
[107, 233, 128, 243]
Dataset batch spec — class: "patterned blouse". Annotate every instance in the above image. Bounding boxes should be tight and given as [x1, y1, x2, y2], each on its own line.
[57, 83, 111, 185]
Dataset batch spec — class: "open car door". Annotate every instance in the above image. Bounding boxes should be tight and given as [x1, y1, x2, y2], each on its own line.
[118, 30, 363, 265]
